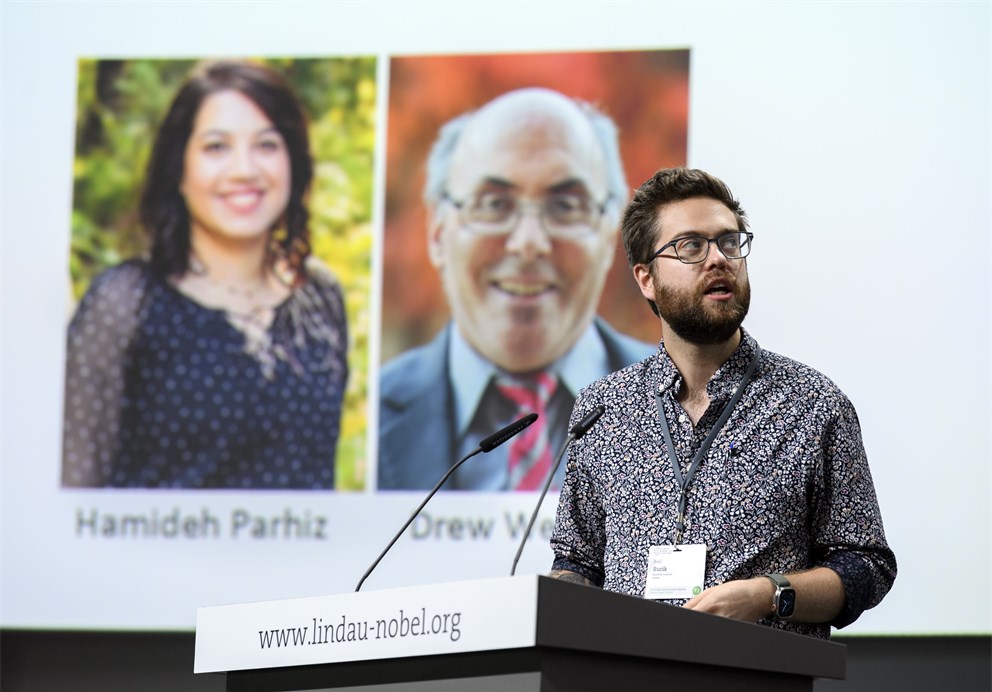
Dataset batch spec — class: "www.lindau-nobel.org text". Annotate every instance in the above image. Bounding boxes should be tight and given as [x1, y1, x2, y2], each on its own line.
[258, 608, 462, 649]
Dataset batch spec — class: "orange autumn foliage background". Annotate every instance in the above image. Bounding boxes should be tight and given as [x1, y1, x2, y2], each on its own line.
[381, 50, 690, 361]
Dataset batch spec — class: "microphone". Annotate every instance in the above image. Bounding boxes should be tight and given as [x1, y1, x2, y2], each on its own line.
[480, 412, 538, 451]
[356, 412, 538, 592]
[569, 405, 606, 439]
[509, 405, 605, 576]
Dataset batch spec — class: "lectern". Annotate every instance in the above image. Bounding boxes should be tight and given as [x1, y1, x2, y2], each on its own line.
[195, 575, 845, 691]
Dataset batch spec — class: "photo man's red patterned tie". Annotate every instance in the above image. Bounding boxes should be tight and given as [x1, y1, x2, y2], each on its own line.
[495, 372, 558, 490]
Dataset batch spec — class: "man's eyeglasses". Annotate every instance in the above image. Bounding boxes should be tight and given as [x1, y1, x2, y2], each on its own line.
[646, 231, 754, 265]
[442, 190, 610, 237]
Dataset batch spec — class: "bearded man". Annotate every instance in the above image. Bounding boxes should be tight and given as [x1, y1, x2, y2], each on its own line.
[549, 168, 896, 639]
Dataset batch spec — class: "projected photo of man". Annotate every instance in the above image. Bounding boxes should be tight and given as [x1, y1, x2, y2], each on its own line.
[61, 58, 375, 490]
[378, 51, 689, 491]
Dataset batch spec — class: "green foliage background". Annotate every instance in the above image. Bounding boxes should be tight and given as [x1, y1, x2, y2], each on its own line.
[71, 57, 376, 491]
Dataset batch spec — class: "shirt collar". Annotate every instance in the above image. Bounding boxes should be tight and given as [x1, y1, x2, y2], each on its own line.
[448, 322, 610, 435]
[655, 328, 760, 401]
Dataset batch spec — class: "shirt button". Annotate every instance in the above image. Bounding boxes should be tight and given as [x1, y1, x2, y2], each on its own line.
[678, 414, 687, 423]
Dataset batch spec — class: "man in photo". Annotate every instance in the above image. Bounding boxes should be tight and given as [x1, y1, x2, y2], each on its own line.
[378, 88, 654, 491]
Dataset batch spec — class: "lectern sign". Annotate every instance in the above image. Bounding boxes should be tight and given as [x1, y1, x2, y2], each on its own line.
[194, 576, 540, 673]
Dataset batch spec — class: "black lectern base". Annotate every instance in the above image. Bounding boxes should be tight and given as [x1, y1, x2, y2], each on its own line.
[226, 646, 812, 692]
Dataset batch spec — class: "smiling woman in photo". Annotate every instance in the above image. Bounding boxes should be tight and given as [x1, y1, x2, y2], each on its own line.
[61, 61, 348, 489]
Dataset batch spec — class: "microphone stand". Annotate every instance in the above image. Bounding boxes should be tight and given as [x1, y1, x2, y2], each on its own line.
[356, 412, 538, 592]
[355, 447, 481, 592]
[510, 405, 605, 576]
[509, 434, 572, 576]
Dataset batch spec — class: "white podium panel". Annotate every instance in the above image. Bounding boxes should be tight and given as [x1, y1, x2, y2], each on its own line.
[195, 576, 539, 674]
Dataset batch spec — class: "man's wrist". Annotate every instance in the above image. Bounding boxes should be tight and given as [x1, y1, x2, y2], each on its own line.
[757, 576, 777, 617]
[762, 573, 796, 620]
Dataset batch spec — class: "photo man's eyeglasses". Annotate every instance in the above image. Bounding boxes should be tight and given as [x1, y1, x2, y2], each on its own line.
[442, 190, 611, 238]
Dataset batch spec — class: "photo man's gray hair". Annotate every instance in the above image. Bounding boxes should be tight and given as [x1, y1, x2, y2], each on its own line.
[422, 94, 629, 212]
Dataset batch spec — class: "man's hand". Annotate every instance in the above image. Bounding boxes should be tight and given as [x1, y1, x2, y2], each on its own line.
[548, 569, 597, 587]
[683, 577, 772, 622]
[683, 568, 845, 624]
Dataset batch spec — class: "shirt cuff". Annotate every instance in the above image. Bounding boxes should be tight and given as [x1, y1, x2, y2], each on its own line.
[551, 556, 604, 587]
[822, 551, 874, 629]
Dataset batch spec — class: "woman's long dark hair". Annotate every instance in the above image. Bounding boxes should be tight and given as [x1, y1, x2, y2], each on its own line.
[140, 61, 313, 280]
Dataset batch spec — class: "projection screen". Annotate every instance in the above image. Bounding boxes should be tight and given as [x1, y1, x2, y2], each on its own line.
[1, 1, 988, 637]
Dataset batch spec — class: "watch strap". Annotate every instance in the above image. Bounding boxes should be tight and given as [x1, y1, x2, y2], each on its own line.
[763, 572, 791, 589]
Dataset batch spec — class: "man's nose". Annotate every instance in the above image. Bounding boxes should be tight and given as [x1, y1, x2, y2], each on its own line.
[504, 207, 552, 259]
[701, 238, 731, 270]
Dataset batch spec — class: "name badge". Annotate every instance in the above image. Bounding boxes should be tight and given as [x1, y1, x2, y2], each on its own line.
[644, 544, 706, 599]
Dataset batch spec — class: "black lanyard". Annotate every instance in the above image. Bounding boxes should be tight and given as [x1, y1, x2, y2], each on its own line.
[654, 350, 760, 544]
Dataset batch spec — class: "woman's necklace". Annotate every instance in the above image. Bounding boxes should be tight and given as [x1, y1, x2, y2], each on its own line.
[181, 258, 292, 378]
[226, 307, 281, 379]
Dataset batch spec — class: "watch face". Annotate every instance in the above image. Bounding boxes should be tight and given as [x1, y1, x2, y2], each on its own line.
[778, 588, 797, 619]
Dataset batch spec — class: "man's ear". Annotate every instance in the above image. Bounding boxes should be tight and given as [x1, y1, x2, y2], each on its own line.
[426, 206, 445, 268]
[632, 263, 657, 302]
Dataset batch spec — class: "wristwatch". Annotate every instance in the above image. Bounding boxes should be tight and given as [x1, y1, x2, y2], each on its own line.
[763, 573, 796, 620]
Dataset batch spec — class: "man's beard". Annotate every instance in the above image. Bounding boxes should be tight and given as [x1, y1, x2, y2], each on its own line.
[654, 271, 751, 346]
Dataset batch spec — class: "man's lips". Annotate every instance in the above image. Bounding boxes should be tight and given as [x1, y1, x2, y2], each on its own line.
[702, 275, 736, 299]
[491, 278, 556, 297]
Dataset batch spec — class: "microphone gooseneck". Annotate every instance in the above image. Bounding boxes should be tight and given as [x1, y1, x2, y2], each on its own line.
[356, 412, 538, 592]
[509, 405, 605, 576]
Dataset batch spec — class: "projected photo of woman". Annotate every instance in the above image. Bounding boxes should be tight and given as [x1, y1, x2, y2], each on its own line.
[62, 61, 351, 489]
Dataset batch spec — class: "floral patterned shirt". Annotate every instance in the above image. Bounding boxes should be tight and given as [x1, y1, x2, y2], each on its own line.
[550, 330, 896, 638]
